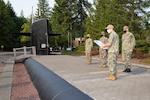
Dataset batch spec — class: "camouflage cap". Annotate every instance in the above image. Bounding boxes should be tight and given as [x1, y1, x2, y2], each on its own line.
[123, 26, 129, 29]
[101, 31, 105, 35]
[105, 24, 114, 29]
[87, 34, 91, 37]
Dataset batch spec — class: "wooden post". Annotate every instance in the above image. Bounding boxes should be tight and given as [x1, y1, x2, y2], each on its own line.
[32, 46, 36, 56]
[23, 46, 27, 57]
[13, 48, 16, 57]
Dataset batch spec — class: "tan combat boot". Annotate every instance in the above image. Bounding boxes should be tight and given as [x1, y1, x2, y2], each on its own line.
[100, 64, 106, 68]
[102, 64, 106, 68]
[106, 74, 117, 80]
[87, 61, 91, 65]
[100, 64, 103, 67]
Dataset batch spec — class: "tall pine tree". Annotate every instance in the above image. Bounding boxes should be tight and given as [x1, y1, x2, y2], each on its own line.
[35, 0, 51, 19]
[50, 0, 91, 46]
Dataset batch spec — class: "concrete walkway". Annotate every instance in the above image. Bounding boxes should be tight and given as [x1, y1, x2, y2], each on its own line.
[34, 55, 150, 100]
[0, 56, 14, 100]
[0, 54, 150, 100]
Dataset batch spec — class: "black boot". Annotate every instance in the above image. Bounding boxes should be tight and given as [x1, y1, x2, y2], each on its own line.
[126, 68, 131, 72]
[123, 68, 127, 72]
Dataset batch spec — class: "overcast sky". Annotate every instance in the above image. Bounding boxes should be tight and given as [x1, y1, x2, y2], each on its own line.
[4, 0, 93, 18]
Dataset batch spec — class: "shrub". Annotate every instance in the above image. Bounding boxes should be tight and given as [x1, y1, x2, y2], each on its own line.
[135, 40, 149, 53]
[61, 46, 85, 55]
[139, 59, 150, 64]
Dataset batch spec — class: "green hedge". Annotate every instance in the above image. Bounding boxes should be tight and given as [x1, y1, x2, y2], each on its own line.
[135, 40, 149, 53]
[61, 46, 85, 55]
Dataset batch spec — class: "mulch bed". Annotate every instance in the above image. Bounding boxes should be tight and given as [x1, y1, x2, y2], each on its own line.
[118, 54, 150, 66]
[93, 54, 150, 66]
[11, 63, 40, 100]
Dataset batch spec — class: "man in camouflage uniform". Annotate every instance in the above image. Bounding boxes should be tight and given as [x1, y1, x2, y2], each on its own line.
[99, 31, 108, 68]
[122, 26, 136, 72]
[101, 24, 119, 80]
[85, 34, 93, 64]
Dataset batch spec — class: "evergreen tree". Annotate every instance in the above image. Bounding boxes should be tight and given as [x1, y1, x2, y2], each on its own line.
[76, 0, 92, 45]
[0, 0, 28, 50]
[35, 0, 51, 19]
[6, 1, 27, 47]
[0, 0, 17, 49]
[50, 0, 77, 47]
[50, 0, 91, 46]
[0, 0, 10, 45]
[86, 0, 127, 40]
[20, 18, 31, 44]
[85, 0, 150, 53]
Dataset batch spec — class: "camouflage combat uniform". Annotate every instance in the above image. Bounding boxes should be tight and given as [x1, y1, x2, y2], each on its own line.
[99, 36, 108, 66]
[122, 32, 135, 69]
[107, 31, 119, 75]
[85, 37, 93, 63]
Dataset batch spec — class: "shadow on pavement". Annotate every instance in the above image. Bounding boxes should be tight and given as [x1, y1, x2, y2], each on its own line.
[131, 67, 148, 75]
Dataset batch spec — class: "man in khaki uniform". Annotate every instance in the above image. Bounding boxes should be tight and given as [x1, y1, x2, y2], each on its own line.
[85, 34, 93, 64]
[101, 24, 119, 80]
[99, 31, 108, 67]
[122, 26, 135, 72]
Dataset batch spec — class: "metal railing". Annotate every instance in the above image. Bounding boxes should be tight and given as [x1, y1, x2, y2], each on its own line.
[13, 46, 36, 58]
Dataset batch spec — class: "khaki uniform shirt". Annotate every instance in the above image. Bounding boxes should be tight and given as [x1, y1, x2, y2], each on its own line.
[100, 36, 108, 44]
[122, 32, 135, 51]
[99, 36, 108, 51]
[85, 38, 93, 52]
[108, 32, 119, 54]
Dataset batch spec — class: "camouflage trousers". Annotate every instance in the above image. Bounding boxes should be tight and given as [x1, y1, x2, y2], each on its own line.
[122, 50, 132, 68]
[99, 49, 107, 65]
[86, 50, 92, 62]
[107, 52, 118, 75]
